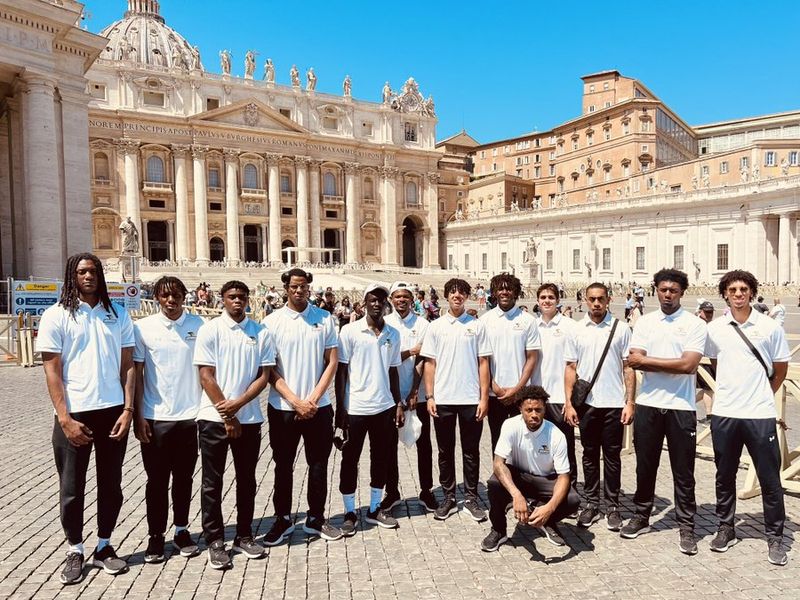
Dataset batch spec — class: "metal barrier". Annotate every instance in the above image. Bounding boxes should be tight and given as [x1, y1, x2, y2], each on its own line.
[0, 314, 17, 363]
[15, 313, 39, 367]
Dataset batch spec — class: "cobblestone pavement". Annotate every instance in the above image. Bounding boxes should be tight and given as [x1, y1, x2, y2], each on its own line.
[0, 366, 798, 600]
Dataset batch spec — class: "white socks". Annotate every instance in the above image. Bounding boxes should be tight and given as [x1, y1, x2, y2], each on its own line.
[68, 542, 84, 555]
[343, 493, 356, 514]
[369, 487, 383, 512]
[174, 525, 187, 534]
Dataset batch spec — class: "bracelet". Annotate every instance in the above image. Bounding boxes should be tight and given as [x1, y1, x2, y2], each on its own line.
[123, 406, 134, 413]
[425, 394, 434, 401]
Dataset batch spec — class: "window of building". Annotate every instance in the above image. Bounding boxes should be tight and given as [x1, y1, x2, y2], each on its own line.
[549, 165, 556, 177]
[589, 84, 595, 93]
[516, 169, 522, 177]
[789, 151, 799, 166]
[281, 206, 293, 216]
[404, 122, 418, 142]
[549, 151, 555, 160]
[243, 164, 259, 188]
[604, 128, 611, 141]
[492, 148, 498, 157]
[209, 201, 223, 212]
[765, 151, 776, 166]
[516, 157, 523, 166]
[143, 91, 165, 107]
[673, 245, 684, 270]
[280, 172, 292, 193]
[716, 244, 729, 270]
[405, 181, 418, 204]
[641, 144, 649, 153]
[464, 254, 470, 270]
[557, 178, 564, 193]
[480, 150, 486, 159]
[524, 156, 530, 165]
[587, 173, 594, 185]
[604, 101, 612, 108]
[146, 155, 165, 182]
[701, 165, 709, 176]
[534, 166, 541, 178]
[604, 168, 611, 182]
[740, 156, 749, 169]
[640, 120, 651, 132]
[501, 252, 508, 270]
[587, 132, 594, 146]
[492, 162, 498, 171]
[325, 209, 339, 218]
[720, 161, 729, 174]
[534, 153, 540, 163]
[570, 249, 582, 270]
[588, 105, 596, 113]
[482, 253, 488, 271]
[622, 162, 630, 177]
[572, 139, 578, 151]
[208, 166, 221, 188]
[279, 108, 291, 119]
[546, 249, 553, 270]
[633, 180, 640, 192]
[148, 199, 166, 209]
[89, 83, 106, 100]
[323, 172, 337, 195]
[361, 122, 374, 137]
[635, 246, 645, 270]
[323, 116, 339, 130]
[93, 152, 110, 181]
[363, 177, 374, 199]
[604, 82, 610, 90]
[602, 248, 611, 270]
[622, 121, 630, 135]
[206, 97, 220, 111]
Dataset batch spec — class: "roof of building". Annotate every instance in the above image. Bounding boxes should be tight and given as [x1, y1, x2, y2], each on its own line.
[436, 129, 481, 148]
[694, 109, 800, 132]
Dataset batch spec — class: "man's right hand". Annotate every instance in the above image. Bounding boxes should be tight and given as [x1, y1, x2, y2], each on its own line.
[563, 403, 579, 427]
[134, 416, 152, 443]
[60, 417, 93, 447]
[224, 417, 242, 439]
[294, 398, 318, 420]
[512, 492, 529, 525]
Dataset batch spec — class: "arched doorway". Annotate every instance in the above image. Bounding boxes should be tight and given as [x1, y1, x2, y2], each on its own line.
[243, 225, 262, 262]
[281, 239, 294, 264]
[402, 217, 421, 268]
[209, 237, 225, 262]
[323, 228, 342, 263]
[147, 221, 169, 262]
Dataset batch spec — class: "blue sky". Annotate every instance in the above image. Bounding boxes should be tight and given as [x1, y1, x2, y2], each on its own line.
[84, 0, 800, 144]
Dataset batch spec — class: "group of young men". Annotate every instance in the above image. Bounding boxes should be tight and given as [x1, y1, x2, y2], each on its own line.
[39, 252, 792, 586]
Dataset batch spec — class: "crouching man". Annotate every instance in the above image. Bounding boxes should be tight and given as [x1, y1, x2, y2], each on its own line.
[481, 385, 580, 552]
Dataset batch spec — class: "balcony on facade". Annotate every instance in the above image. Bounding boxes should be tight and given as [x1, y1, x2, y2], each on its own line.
[240, 187, 267, 199]
[322, 195, 344, 205]
[142, 181, 173, 193]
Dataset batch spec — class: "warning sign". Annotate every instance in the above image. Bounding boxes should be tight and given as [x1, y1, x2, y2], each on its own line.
[12, 280, 61, 316]
[107, 283, 141, 311]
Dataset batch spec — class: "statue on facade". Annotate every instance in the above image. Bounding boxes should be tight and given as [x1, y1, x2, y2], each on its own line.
[219, 49, 232, 75]
[244, 50, 257, 79]
[290, 65, 300, 87]
[752, 164, 760, 181]
[691, 175, 698, 190]
[780, 157, 789, 176]
[343, 75, 352, 97]
[171, 45, 186, 71]
[660, 179, 669, 191]
[740, 166, 749, 183]
[118, 34, 131, 60]
[382, 81, 392, 104]
[692, 254, 701, 280]
[510, 199, 520, 212]
[264, 58, 275, 83]
[119, 217, 139, 254]
[190, 46, 202, 71]
[702, 174, 710, 188]
[423, 96, 435, 117]
[585, 260, 592, 278]
[306, 67, 317, 91]
[455, 207, 464, 221]
[526, 238, 538, 262]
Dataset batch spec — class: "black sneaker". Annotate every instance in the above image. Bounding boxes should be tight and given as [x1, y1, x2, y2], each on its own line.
[340, 512, 358, 537]
[232, 536, 265, 559]
[679, 529, 698, 556]
[538, 523, 566, 546]
[434, 497, 458, 521]
[462, 499, 487, 522]
[303, 517, 344, 541]
[59, 551, 84, 585]
[365, 508, 399, 529]
[577, 506, 601, 528]
[620, 516, 650, 539]
[418, 489, 438, 512]
[173, 530, 200, 558]
[206, 540, 232, 570]
[480, 529, 508, 552]
[606, 508, 623, 532]
[709, 525, 738, 553]
[265, 517, 295, 546]
[768, 538, 788, 566]
[91, 545, 128, 575]
[144, 534, 165, 564]
[380, 490, 402, 511]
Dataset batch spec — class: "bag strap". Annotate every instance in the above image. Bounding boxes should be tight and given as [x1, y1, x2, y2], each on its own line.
[729, 321, 771, 379]
[587, 317, 619, 392]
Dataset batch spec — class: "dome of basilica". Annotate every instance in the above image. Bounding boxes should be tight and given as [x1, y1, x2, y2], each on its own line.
[98, 1, 203, 71]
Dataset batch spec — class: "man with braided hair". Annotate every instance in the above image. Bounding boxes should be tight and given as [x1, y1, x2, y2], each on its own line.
[39, 253, 136, 584]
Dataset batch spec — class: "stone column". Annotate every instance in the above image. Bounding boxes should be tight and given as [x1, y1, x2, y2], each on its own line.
[223, 148, 240, 265]
[425, 172, 441, 268]
[172, 144, 190, 261]
[260, 223, 268, 263]
[167, 219, 175, 261]
[309, 159, 322, 261]
[239, 224, 245, 260]
[380, 166, 399, 265]
[295, 156, 310, 262]
[266, 153, 282, 263]
[59, 88, 93, 258]
[118, 139, 142, 241]
[141, 218, 149, 259]
[191, 146, 209, 263]
[344, 162, 360, 264]
[778, 212, 792, 284]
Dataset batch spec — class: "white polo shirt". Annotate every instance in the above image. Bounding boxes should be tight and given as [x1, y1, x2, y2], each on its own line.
[495, 416, 569, 476]
[629, 307, 707, 411]
[564, 311, 631, 409]
[264, 303, 338, 412]
[480, 305, 540, 395]
[338, 319, 402, 416]
[705, 310, 790, 419]
[37, 301, 135, 413]
[193, 312, 276, 424]
[532, 313, 578, 404]
[385, 309, 429, 401]
[133, 311, 204, 421]
[420, 310, 492, 405]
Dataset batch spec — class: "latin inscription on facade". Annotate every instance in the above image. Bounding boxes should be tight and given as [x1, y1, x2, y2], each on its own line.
[0, 23, 52, 55]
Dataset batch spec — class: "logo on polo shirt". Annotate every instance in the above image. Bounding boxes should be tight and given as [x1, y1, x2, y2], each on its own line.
[553, 329, 562, 337]
[538, 444, 550, 454]
[383, 338, 393, 347]
[311, 322, 322, 330]
[465, 327, 476, 337]
[513, 322, 524, 331]
[102, 313, 117, 323]
[246, 335, 258, 345]
[185, 331, 197, 341]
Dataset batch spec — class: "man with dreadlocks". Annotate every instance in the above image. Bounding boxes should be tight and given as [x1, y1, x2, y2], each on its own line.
[38, 253, 136, 585]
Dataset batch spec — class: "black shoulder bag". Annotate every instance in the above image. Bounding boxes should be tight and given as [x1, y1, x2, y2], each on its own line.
[570, 318, 619, 408]
[729, 322, 773, 381]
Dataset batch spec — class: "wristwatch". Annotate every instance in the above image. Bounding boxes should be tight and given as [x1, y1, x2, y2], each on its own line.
[425, 394, 434, 401]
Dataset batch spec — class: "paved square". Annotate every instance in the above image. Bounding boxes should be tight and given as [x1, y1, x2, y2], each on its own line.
[0, 365, 797, 599]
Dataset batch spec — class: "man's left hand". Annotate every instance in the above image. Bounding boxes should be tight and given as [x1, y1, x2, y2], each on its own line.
[528, 503, 555, 528]
[109, 410, 132, 441]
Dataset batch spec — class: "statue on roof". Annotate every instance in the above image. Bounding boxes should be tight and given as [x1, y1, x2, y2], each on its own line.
[190, 46, 202, 71]
[264, 58, 275, 83]
[306, 67, 317, 91]
[388, 77, 436, 117]
[343, 75, 352, 97]
[382, 81, 392, 104]
[244, 50, 257, 79]
[171, 44, 186, 71]
[290, 65, 300, 87]
[219, 49, 232, 75]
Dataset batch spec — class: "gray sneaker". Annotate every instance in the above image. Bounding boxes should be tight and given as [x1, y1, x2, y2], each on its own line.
[620, 516, 650, 539]
[232, 536, 265, 559]
[303, 517, 344, 541]
[679, 529, 698, 556]
[365, 508, 399, 529]
[709, 525, 738, 553]
[206, 540, 231, 570]
[59, 551, 84, 585]
[480, 529, 508, 552]
[340, 512, 358, 537]
[538, 523, 566, 546]
[605, 509, 623, 532]
[91, 545, 128, 575]
[462, 499, 487, 522]
[768, 538, 788, 566]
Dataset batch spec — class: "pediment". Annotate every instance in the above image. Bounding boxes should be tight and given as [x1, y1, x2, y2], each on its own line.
[191, 98, 306, 133]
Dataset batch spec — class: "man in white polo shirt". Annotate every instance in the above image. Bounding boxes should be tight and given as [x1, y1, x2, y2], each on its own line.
[193, 280, 275, 570]
[564, 282, 634, 532]
[39, 253, 136, 585]
[263, 268, 342, 545]
[335, 283, 403, 534]
[620, 269, 707, 556]
[382, 281, 436, 512]
[480, 273, 540, 451]
[133, 276, 204, 564]
[481, 385, 580, 552]
[532, 283, 579, 489]
[705, 270, 790, 566]
[421, 278, 492, 522]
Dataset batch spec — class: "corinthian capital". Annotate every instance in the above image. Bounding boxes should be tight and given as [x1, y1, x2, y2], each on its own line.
[294, 155, 311, 167]
[265, 152, 282, 165]
[171, 144, 191, 157]
[191, 145, 209, 160]
[426, 172, 441, 184]
[115, 139, 140, 156]
[223, 148, 240, 161]
[380, 166, 399, 180]
[344, 162, 360, 175]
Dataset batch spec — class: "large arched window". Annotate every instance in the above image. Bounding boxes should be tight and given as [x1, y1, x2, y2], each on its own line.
[405, 181, 418, 204]
[146, 156, 165, 182]
[323, 172, 337, 196]
[280, 169, 292, 193]
[243, 164, 258, 189]
[93, 152, 110, 181]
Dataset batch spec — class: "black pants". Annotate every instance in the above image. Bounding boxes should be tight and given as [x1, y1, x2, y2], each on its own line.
[268, 404, 333, 520]
[433, 404, 483, 500]
[711, 416, 785, 539]
[578, 406, 623, 507]
[487, 466, 581, 535]
[488, 396, 518, 452]
[632, 405, 696, 527]
[140, 419, 198, 536]
[338, 407, 395, 495]
[52, 405, 128, 545]
[198, 420, 261, 544]
[386, 402, 434, 495]
[544, 403, 578, 489]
